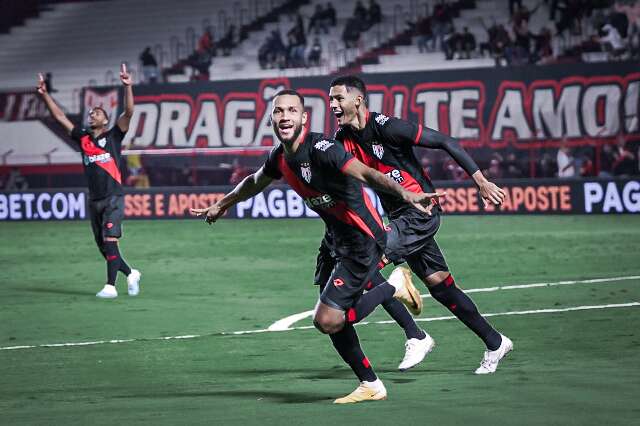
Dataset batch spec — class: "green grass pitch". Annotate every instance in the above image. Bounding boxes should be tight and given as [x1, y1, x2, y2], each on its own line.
[1, 216, 639, 425]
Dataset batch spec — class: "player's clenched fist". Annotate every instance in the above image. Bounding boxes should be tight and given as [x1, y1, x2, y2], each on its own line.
[36, 73, 47, 95]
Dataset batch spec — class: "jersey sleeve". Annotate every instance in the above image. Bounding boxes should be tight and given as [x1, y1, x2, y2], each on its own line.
[377, 115, 422, 147]
[262, 145, 283, 179]
[312, 139, 355, 173]
[70, 126, 88, 143]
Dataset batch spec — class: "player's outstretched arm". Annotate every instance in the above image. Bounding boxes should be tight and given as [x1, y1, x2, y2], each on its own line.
[190, 167, 273, 224]
[343, 158, 445, 215]
[117, 63, 134, 132]
[418, 127, 505, 206]
[36, 73, 74, 134]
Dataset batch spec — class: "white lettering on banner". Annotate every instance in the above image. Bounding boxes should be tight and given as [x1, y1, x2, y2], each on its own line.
[583, 181, 640, 213]
[625, 81, 639, 133]
[415, 91, 448, 131]
[286, 190, 305, 217]
[188, 101, 223, 147]
[582, 85, 621, 137]
[251, 193, 269, 217]
[0, 192, 86, 220]
[123, 103, 158, 147]
[393, 92, 404, 118]
[492, 90, 533, 140]
[368, 93, 384, 116]
[450, 90, 480, 139]
[157, 102, 191, 146]
[267, 189, 286, 218]
[532, 86, 581, 139]
[224, 100, 256, 146]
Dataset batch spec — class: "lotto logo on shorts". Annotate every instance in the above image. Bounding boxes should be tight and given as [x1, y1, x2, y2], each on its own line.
[333, 278, 345, 287]
[106, 222, 114, 229]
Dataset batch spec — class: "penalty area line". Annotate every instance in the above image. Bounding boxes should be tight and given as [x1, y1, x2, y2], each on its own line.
[2, 301, 636, 351]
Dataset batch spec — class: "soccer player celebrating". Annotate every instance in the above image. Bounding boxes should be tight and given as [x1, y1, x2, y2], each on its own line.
[36, 65, 141, 299]
[328, 75, 513, 374]
[192, 89, 444, 403]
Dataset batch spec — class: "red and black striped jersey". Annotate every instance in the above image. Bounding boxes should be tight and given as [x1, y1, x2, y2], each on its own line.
[262, 131, 386, 249]
[335, 111, 435, 218]
[71, 126, 125, 201]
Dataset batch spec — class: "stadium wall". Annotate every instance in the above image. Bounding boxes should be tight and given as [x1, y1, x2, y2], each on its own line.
[1, 178, 639, 221]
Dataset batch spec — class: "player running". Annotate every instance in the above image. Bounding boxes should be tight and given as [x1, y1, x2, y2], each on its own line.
[327, 75, 513, 374]
[36, 65, 141, 299]
[192, 89, 444, 403]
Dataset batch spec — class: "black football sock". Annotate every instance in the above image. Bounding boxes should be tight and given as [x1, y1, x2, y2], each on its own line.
[104, 241, 120, 286]
[367, 272, 425, 340]
[429, 274, 501, 351]
[329, 322, 377, 382]
[346, 280, 395, 324]
[118, 253, 132, 276]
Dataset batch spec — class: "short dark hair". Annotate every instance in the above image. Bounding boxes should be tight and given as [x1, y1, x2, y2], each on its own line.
[272, 89, 305, 107]
[330, 75, 367, 100]
[90, 106, 110, 121]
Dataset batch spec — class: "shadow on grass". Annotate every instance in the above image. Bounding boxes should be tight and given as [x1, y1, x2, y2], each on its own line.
[114, 389, 333, 404]
[17, 287, 91, 296]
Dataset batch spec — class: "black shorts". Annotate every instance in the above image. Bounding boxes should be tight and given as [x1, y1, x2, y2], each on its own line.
[317, 233, 383, 311]
[385, 210, 449, 280]
[89, 195, 125, 247]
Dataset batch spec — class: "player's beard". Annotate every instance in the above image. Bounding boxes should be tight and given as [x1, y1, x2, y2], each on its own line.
[273, 120, 303, 145]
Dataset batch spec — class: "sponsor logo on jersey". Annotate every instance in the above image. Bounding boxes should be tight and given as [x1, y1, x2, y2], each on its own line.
[371, 142, 384, 159]
[385, 169, 405, 183]
[375, 114, 390, 126]
[314, 139, 334, 152]
[304, 193, 335, 209]
[97, 138, 107, 148]
[300, 162, 312, 183]
[83, 152, 113, 166]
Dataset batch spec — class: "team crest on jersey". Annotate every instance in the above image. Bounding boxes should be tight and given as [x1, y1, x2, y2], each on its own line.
[372, 142, 384, 159]
[97, 138, 107, 148]
[300, 162, 312, 183]
[314, 139, 333, 152]
[375, 114, 390, 126]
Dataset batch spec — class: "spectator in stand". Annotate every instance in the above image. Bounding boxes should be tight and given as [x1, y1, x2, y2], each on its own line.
[555, 0, 582, 37]
[139, 47, 159, 84]
[503, 151, 524, 178]
[309, 4, 329, 34]
[557, 139, 576, 177]
[507, 18, 533, 64]
[354, 0, 367, 19]
[324, 2, 337, 27]
[198, 27, 216, 57]
[4, 168, 28, 191]
[416, 16, 435, 52]
[532, 26, 554, 63]
[343, 17, 362, 48]
[442, 23, 458, 60]
[219, 25, 236, 56]
[432, 0, 453, 49]
[229, 158, 251, 185]
[612, 135, 637, 176]
[509, 0, 523, 16]
[479, 17, 510, 65]
[307, 37, 323, 66]
[459, 26, 476, 58]
[539, 151, 557, 177]
[579, 153, 595, 177]
[599, 143, 615, 177]
[599, 23, 626, 58]
[126, 154, 150, 188]
[367, 0, 382, 27]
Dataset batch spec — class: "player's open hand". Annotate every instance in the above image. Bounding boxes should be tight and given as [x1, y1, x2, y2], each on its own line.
[120, 63, 132, 86]
[406, 191, 446, 215]
[478, 180, 505, 206]
[36, 73, 47, 95]
[190, 204, 224, 225]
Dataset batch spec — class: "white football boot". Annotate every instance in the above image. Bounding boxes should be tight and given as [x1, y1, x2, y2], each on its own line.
[398, 331, 436, 371]
[96, 284, 118, 299]
[127, 269, 141, 296]
[475, 334, 513, 374]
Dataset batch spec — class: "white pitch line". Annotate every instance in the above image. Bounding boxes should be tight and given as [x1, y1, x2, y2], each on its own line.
[266, 275, 640, 331]
[1, 302, 638, 350]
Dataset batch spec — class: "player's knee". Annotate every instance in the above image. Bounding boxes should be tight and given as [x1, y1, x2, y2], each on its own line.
[423, 270, 450, 288]
[313, 314, 344, 334]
